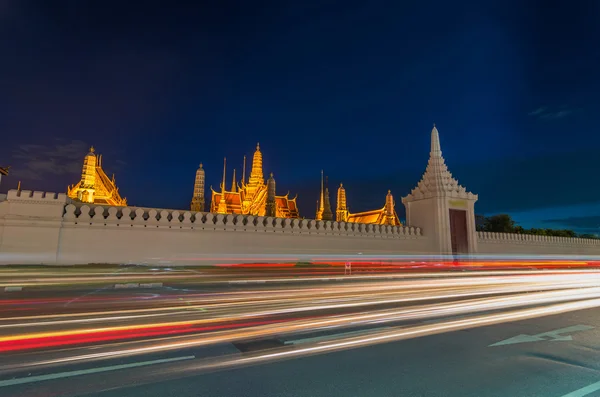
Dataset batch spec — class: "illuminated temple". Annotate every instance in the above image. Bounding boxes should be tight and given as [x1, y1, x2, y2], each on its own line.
[335, 183, 401, 226]
[209, 144, 300, 218]
[67, 147, 127, 206]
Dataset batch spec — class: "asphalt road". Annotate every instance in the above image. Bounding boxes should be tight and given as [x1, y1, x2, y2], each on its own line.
[3, 267, 600, 397]
[81, 309, 600, 397]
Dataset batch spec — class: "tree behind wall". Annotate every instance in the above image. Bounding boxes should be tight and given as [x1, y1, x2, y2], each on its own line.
[483, 214, 515, 233]
[476, 213, 596, 239]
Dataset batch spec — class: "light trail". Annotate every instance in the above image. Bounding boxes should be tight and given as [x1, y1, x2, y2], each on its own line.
[3, 267, 600, 382]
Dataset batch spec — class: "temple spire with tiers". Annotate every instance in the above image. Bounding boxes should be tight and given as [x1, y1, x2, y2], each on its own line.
[402, 125, 478, 255]
[190, 163, 206, 212]
[403, 125, 477, 200]
[208, 143, 300, 218]
[336, 183, 349, 222]
[265, 172, 276, 217]
[248, 143, 264, 187]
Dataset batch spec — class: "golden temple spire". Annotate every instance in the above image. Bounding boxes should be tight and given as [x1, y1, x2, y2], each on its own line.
[242, 155, 247, 186]
[231, 168, 237, 192]
[248, 143, 264, 187]
[217, 157, 228, 214]
[319, 170, 325, 212]
[221, 157, 227, 193]
[385, 190, 396, 225]
[79, 146, 98, 200]
[336, 183, 348, 222]
[191, 163, 205, 212]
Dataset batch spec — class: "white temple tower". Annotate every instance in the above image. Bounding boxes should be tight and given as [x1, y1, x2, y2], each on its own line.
[402, 125, 478, 255]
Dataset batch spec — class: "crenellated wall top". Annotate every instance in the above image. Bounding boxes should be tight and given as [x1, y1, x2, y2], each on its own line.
[62, 203, 424, 239]
[7, 189, 69, 202]
[478, 231, 600, 246]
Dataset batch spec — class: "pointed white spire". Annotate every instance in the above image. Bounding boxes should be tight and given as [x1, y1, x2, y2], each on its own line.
[402, 124, 477, 202]
[430, 123, 442, 158]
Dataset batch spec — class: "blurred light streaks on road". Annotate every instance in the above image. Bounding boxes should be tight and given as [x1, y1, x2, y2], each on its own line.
[2, 262, 600, 395]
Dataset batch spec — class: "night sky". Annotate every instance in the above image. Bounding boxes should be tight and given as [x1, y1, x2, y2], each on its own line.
[1, 1, 599, 234]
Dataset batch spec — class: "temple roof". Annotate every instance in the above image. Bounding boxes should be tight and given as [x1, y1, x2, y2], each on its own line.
[402, 125, 477, 202]
[67, 162, 127, 206]
[347, 207, 401, 226]
[210, 187, 299, 218]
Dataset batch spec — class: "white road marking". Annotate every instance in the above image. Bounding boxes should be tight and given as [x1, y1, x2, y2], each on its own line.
[489, 324, 594, 347]
[0, 355, 195, 388]
[286, 328, 391, 345]
[560, 380, 600, 397]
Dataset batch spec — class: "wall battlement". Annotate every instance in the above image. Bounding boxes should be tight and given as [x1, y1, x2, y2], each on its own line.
[478, 231, 600, 246]
[7, 190, 68, 202]
[64, 203, 423, 239]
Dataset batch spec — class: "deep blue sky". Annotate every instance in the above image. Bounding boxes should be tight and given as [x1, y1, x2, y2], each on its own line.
[1, 0, 599, 234]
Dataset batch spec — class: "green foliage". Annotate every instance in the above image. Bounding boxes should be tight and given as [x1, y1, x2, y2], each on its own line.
[475, 214, 597, 239]
[483, 214, 515, 233]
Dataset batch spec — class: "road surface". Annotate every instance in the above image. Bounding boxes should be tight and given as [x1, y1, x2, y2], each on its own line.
[2, 265, 600, 397]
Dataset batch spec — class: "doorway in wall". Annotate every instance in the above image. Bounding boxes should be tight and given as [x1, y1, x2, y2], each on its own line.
[449, 209, 469, 255]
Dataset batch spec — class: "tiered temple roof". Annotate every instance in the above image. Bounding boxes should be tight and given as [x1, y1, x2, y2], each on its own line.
[67, 147, 127, 206]
[337, 186, 401, 226]
[402, 125, 477, 202]
[209, 144, 300, 218]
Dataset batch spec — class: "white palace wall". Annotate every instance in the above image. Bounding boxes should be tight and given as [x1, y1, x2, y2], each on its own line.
[477, 231, 600, 256]
[1, 190, 599, 265]
[0, 190, 430, 265]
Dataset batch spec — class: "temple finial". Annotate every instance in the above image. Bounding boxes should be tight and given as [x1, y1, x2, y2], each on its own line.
[319, 170, 324, 212]
[89, 146, 95, 153]
[221, 157, 227, 193]
[256, 142, 260, 150]
[199, 163, 203, 169]
[270, 172, 274, 178]
[242, 155, 246, 184]
[231, 168, 237, 192]
[430, 124, 442, 158]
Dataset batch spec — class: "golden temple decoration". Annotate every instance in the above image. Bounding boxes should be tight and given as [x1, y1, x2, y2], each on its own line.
[209, 144, 300, 218]
[315, 171, 333, 221]
[67, 147, 127, 206]
[190, 163, 205, 212]
[335, 184, 401, 226]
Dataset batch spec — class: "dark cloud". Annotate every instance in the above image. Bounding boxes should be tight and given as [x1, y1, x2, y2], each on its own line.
[528, 105, 576, 120]
[11, 140, 88, 180]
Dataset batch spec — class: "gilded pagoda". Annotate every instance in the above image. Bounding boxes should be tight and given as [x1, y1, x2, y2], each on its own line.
[333, 183, 401, 225]
[67, 147, 127, 206]
[209, 143, 299, 218]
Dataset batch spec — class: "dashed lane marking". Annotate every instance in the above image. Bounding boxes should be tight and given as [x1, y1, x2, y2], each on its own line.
[0, 355, 195, 388]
